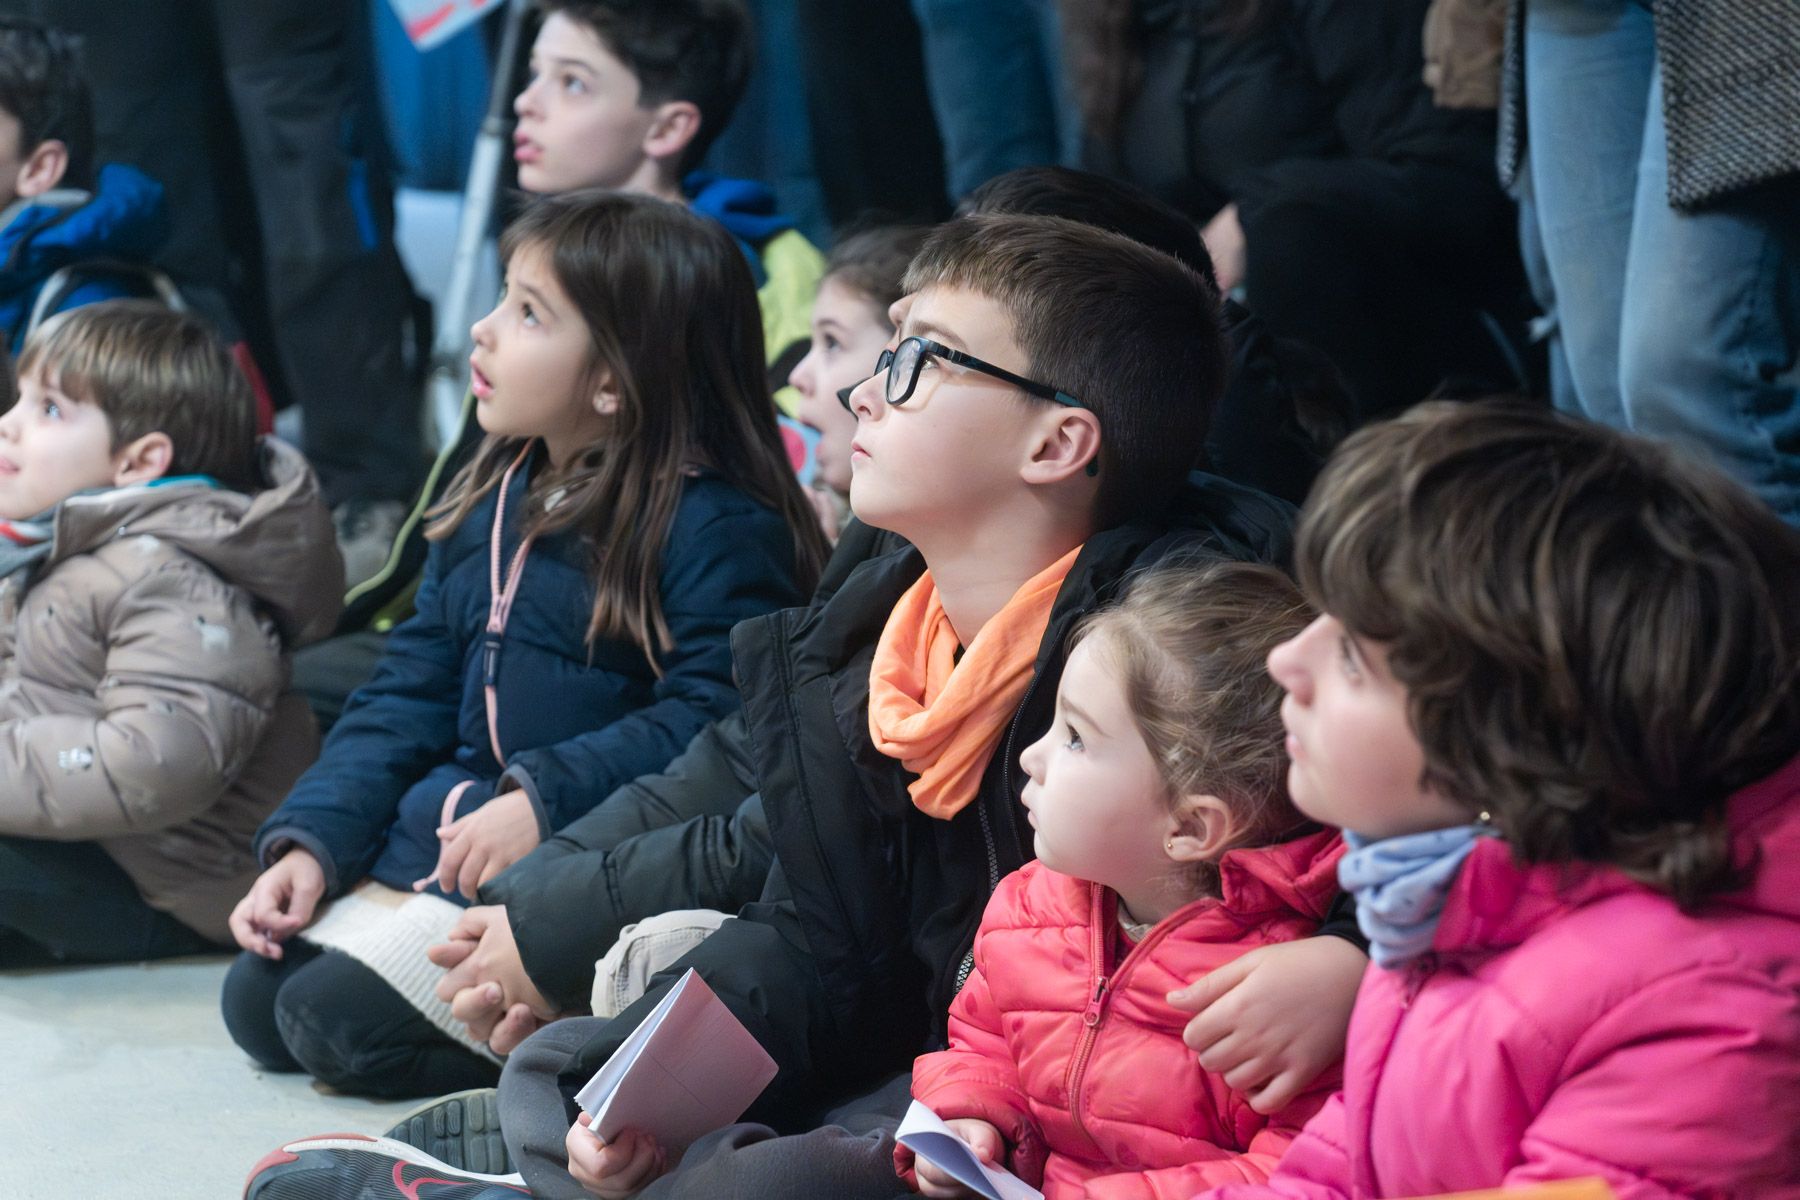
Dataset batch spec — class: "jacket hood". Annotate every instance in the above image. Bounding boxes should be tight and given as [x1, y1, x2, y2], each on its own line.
[0, 162, 168, 281]
[683, 171, 796, 247]
[1215, 827, 1345, 922]
[46, 437, 343, 646]
[1437, 752, 1800, 954]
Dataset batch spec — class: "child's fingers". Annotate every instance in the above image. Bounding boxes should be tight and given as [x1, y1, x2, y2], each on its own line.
[431, 834, 474, 896]
[448, 981, 505, 1028]
[1169, 954, 1253, 1016]
[456, 843, 489, 901]
[426, 936, 477, 973]
[488, 1002, 543, 1056]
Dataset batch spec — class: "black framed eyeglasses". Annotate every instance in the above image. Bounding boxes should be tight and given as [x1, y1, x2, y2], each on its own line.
[835, 336, 1086, 412]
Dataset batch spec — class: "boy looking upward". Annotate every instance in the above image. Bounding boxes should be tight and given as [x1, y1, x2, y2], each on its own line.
[0, 301, 340, 964]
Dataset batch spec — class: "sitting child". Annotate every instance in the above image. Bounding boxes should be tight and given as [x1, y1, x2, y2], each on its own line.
[1206, 401, 1800, 1197]
[899, 561, 1345, 1199]
[787, 223, 930, 541]
[0, 300, 340, 965]
[221, 191, 829, 1100]
[0, 18, 170, 352]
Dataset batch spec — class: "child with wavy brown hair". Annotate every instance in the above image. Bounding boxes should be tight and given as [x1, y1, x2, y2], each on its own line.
[1204, 400, 1800, 1198]
[900, 560, 1346, 1199]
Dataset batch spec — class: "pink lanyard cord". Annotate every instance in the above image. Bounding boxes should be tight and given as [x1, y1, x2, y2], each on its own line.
[481, 444, 537, 768]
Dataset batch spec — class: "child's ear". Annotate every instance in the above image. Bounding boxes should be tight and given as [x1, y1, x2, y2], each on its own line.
[111, 431, 174, 486]
[14, 139, 69, 199]
[1165, 794, 1239, 864]
[590, 370, 621, 416]
[1020, 408, 1103, 487]
[642, 101, 702, 167]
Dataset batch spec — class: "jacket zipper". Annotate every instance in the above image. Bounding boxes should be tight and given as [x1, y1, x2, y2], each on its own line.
[1063, 886, 1187, 1149]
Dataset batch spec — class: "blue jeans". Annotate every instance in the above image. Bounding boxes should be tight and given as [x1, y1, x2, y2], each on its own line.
[1524, 0, 1800, 521]
[909, 0, 1079, 201]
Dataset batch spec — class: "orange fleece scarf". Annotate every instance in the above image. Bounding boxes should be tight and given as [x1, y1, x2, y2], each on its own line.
[867, 546, 1081, 820]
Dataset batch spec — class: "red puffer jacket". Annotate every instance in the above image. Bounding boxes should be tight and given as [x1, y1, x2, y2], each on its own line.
[905, 829, 1347, 1200]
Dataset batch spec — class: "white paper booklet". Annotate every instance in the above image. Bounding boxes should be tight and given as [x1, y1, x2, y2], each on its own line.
[573, 968, 778, 1152]
[896, 1100, 1045, 1200]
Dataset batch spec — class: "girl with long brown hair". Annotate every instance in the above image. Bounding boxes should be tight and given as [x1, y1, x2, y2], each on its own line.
[222, 190, 827, 1100]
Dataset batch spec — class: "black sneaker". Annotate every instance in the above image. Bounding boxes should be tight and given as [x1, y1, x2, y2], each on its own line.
[244, 1133, 528, 1199]
[384, 1088, 511, 1175]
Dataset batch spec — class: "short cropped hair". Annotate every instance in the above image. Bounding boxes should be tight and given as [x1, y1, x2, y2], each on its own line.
[0, 17, 94, 189]
[1297, 401, 1800, 907]
[538, 0, 752, 173]
[905, 213, 1225, 527]
[1079, 559, 1314, 864]
[961, 165, 1219, 294]
[18, 301, 259, 492]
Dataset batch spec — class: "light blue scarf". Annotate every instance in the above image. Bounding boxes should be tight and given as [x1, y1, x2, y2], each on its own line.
[1339, 825, 1493, 968]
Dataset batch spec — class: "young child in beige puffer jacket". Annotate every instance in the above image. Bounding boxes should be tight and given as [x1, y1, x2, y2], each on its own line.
[0, 300, 342, 964]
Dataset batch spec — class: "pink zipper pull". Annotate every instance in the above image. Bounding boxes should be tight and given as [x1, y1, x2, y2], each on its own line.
[1082, 978, 1109, 1028]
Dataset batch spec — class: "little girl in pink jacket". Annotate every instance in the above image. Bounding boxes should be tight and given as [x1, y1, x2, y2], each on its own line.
[1208, 403, 1800, 1199]
[898, 560, 1349, 1200]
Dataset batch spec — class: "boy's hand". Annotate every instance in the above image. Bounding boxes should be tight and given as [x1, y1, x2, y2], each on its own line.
[228, 847, 326, 959]
[414, 788, 541, 899]
[429, 904, 559, 1046]
[1168, 936, 1367, 1114]
[565, 1114, 668, 1199]
[910, 1118, 1003, 1198]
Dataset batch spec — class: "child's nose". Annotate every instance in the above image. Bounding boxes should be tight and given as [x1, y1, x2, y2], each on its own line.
[1267, 620, 1318, 700]
[787, 349, 815, 397]
[514, 80, 539, 118]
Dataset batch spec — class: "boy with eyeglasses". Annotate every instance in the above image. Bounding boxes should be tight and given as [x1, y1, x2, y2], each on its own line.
[246, 214, 1368, 1200]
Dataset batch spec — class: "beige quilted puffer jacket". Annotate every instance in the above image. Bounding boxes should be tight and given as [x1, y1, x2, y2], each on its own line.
[0, 438, 343, 942]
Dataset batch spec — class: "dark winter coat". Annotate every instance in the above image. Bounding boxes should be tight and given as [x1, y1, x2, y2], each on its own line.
[0, 163, 169, 351]
[255, 452, 809, 898]
[482, 519, 905, 1011]
[550, 473, 1301, 1124]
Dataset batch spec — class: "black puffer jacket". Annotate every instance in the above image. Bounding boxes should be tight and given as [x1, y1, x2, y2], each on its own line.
[481, 521, 906, 1011]
[550, 473, 1299, 1125]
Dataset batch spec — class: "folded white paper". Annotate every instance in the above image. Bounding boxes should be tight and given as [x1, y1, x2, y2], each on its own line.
[896, 1100, 1044, 1200]
[574, 969, 777, 1152]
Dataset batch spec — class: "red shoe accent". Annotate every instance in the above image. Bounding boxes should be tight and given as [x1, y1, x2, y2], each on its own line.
[392, 1161, 529, 1198]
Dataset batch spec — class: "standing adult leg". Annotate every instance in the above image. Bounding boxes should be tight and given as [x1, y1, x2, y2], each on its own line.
[210, 0, 425, 511]
[908, 0, 1066, 202]
[1616, 67, 1800, 523]
[1521, 0, 1655, 427]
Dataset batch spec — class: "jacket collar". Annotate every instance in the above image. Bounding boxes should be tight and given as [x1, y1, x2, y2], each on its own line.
[1434, 752, 1800, 955]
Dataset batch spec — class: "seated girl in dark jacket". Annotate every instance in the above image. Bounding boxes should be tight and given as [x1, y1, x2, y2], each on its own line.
[219, 191, 828, 1099]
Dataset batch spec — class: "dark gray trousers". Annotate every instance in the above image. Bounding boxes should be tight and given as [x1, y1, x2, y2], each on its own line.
[499, 1016, 912, 1200]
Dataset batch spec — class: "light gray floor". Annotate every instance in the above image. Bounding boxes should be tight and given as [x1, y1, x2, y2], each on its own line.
[0, 956, 415, 1199]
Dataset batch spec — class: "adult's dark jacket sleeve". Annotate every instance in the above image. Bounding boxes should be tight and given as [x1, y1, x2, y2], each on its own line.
[481, 713, 771, 1011]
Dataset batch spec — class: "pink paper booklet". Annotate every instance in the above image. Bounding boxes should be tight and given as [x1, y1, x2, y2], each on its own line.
[573, 968, 778, 1152]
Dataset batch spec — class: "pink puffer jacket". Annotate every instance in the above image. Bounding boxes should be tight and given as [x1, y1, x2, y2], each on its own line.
[1205, 756, 1800, 1200]
[906, 829, 1347, 1200]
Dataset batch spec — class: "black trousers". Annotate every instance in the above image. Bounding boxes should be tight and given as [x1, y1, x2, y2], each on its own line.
[0, 0, 426, 505]
[221, 941, 499, 1100]
[0, 835, 220, 966]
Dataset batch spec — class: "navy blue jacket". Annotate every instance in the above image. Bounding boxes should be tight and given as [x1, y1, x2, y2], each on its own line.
[255, 454, 807, 897]
[0, 163, 168, 351]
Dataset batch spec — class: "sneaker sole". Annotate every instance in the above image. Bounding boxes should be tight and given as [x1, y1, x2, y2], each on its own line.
[244, 1133, 527, 1199]
[383, 1088, 511, 1175]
